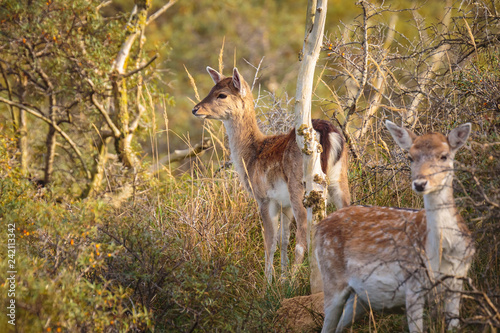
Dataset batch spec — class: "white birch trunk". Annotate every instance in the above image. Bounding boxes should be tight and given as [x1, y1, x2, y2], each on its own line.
[294, 0, 328, 294]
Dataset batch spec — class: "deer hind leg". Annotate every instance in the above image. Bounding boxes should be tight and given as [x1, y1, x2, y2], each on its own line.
[277, 205, 293, 278]
[335, 293, 367, 332]
[260, 200, 279, 284]
[322, 285, 352, 333]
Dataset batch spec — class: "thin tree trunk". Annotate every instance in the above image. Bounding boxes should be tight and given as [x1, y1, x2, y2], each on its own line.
[18, 108, 28, 173]
[2, 65, 28, 173]
[294, 0, 328, 294]
[0, 64, 17, 130]
[44, 126, 57, 184]
[114, 132, 136, 169]
[17, 72, 28, 173]
[83, 136, 111, 198]
[38, 66, 59, 185]
[112, 77, 137, 169]
[111, 0, 151, 170]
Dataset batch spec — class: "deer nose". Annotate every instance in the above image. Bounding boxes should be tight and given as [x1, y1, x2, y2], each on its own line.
[413, 179, 427, 193]
[192, 105, 199, 115]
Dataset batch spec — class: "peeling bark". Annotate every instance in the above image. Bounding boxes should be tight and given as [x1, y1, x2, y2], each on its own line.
[294, 0, 328, 294]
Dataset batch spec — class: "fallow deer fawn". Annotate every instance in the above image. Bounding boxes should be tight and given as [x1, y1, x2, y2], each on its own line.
[316, 121, 475, 332]
[192, 67, 350, 283]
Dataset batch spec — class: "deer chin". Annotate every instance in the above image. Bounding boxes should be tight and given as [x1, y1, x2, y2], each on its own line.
[193, 113, 208, 119]
[413, 178, 450, 196]
[412, 182, 443, 195]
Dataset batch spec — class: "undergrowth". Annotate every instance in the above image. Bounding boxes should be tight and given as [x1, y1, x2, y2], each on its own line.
[0, 130, 312, 332]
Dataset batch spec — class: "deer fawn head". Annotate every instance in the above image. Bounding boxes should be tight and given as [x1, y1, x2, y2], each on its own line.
[192, 67, 252, 120]
[386, 121, 471, 195]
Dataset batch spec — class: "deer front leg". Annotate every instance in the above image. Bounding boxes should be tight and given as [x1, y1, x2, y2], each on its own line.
[444, 277, 463, 330]
[406, 283, 425, 333]
[259, 200, 279, 284]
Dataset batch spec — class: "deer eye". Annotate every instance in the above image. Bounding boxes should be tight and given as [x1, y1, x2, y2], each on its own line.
[217, 93, 227, 99]
[440, 154, 448, 161]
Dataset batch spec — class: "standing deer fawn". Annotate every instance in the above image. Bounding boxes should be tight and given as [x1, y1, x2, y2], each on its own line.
[192, 67, 350, 283]
[316, 121, 475, 332]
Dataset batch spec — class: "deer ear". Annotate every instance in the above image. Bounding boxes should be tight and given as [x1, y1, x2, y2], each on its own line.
[232, 68, 247, 97]
[206, 66, 223, 84]
[448, 123, 471, 152]
[385, 120, 416, 150]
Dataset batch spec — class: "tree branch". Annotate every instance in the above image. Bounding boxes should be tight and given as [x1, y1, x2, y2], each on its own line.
[96, 0, 112, 12]
[0, 64, 16, 130]
[146, 0, 177, 26]
[151, 138, 213, 174]
[404, 0, 452, 128]
[90, 92, 121, 138]
[343, 0, 369, 130]
[122, 54, 158, 79]
[0, 96, 91, 179]
[355, 14, 397, 141]
[129, 104, 145, 133]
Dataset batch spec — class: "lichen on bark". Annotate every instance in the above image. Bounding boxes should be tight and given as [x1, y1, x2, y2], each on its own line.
[303, 190, 326, 220]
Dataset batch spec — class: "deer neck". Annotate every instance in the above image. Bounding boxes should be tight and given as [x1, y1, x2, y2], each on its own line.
[222, 105, 265, 182]
[422, 175, 459, 272]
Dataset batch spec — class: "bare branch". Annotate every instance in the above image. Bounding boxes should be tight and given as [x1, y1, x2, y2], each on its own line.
[0, 63, 16, 130]
[96, 0, 112, 12]
[90, 93, 121, 138]
[113, 34, 139, 75]
[151, 138, 213, 174]
[146, 0, 177, 26]
[355, 14, 397, 141]
[0, 96, 91, 179]
[343, 0, 369, 129]
[129, 104, 145, 133]
[122, 54, 158, 79]
[404, 0, 453, 127]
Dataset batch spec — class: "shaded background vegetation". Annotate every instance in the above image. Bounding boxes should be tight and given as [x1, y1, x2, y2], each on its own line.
[0, 0, 499, 332]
